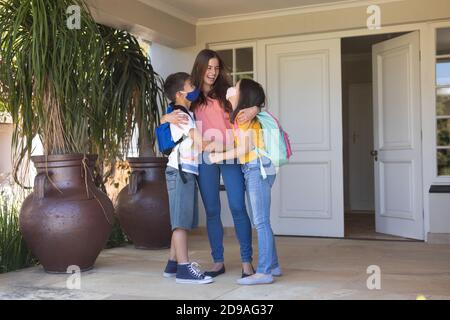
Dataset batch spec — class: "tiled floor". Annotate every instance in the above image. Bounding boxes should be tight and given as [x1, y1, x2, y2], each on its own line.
[1, 235, 449, 300]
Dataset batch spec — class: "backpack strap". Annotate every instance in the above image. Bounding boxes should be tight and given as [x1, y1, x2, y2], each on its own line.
[254, 147, 268, 180]
[171, 105, 193, 184]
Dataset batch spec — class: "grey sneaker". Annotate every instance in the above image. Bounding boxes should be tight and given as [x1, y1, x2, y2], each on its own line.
[271, 266, 283, 277]
[237, 273, 274, 285]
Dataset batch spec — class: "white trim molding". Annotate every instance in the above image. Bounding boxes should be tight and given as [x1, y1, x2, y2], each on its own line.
[138, 0, 408, 27]
[197, 0, 407, 26]
[429, 21, 450, 185]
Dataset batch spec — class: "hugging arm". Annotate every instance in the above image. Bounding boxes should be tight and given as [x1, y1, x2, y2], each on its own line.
[188, 128, 204, 151]
[209, 130, 254, 163]
[160, 110, 189, 128]
[237, 106, 260, 123]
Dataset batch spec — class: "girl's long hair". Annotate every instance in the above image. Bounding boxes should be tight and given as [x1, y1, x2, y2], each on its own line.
[191, 49, 232, 113]
[230, 79, 266, 124]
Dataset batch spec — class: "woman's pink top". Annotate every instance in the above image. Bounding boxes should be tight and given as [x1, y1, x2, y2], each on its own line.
[194, 97, 234, 147]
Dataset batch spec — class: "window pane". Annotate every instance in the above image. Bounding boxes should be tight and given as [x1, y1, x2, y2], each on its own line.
[236, 48, 253, 73]
[236, 73, 254, 83]
[216, 50, 233, 72]
[437, 118, 450, 147]
[436, 59, 450, 86]
[437, 87, 450, 116]
[437, 149, 450, 176]
[437, 27, 450, 56]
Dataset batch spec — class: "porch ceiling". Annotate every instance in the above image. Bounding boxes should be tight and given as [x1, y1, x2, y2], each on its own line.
[139, 0, 364, 21]
[86, 0, 196, 48]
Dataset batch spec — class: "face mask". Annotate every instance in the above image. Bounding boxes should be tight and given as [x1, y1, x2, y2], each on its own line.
[183, 88, 201, 102]
[226, 87, 237, 100]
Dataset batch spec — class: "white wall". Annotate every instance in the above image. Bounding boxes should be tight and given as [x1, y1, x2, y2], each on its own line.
[0, 123, 13, 179]
[150, 42, 198, 81]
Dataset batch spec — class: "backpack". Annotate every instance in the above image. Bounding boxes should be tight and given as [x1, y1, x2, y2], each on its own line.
[155, 104, 193, 156]
[254, 111, 292, 177]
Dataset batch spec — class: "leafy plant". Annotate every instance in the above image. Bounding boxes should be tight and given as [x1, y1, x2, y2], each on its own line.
[106, 219, 131, 249]
[100, 26, 165, 158]
[0, 100, 6, 113]
[0, 0, 117, 186]
[0, 187, 36, 273]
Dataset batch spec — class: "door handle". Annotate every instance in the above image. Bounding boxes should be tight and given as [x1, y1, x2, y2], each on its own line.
[352, 131, 359, 144]
[371, 150, 378, 161]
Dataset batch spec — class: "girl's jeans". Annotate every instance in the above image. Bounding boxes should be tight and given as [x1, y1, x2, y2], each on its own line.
[197, 153, 253, 263]
[242, 158, 279, 275]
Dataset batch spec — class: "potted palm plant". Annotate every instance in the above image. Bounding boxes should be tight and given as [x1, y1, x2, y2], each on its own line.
[101, 27, 171, 249]
[0, 0, 116, 273]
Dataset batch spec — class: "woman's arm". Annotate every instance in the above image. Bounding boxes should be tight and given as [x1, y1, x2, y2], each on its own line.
[160, 110, 190, 128]
[209, 130, 254, 163]
[203, 140, 232, 153]
[237, 106, 260, 123]
[188, 128, 204, 151]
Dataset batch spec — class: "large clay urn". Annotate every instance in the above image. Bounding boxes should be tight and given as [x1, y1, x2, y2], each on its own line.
[116, 157, 171, 249]
[20, 154, 114, 273]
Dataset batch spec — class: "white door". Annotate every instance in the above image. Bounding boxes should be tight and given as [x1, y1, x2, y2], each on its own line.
[264, 38, 344, 237]
[348, 83, 375, 211]
[372, 31, 424, 240]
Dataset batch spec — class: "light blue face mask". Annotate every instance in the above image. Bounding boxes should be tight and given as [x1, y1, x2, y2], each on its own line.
[184, 88, 201, 102]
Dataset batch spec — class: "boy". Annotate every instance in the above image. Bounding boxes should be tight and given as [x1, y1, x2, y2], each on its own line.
[162, 72, 213, 284]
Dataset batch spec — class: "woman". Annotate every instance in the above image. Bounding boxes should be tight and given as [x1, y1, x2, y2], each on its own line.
[161, 49, 259, 277]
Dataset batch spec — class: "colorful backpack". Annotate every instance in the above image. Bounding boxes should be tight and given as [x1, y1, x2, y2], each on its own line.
[255, 111, 293, 168]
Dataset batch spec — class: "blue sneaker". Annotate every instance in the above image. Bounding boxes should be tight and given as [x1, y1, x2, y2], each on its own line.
[163, 259, 177, 278]
[176, 262, 214, 284]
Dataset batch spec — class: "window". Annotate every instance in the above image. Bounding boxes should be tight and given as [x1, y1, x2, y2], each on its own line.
[213, 43, 255, 84]
[436, 28, 450, 176]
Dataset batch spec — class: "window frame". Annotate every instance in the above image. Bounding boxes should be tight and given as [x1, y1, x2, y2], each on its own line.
[432, 23, 450, 182]
[208, 41, 257, 84]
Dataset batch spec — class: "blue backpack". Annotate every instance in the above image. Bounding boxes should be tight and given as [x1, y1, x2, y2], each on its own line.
[155, 104, 192, 156]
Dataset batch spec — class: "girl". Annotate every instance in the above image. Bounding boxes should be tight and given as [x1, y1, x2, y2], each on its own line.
[207, 78, 282, 285]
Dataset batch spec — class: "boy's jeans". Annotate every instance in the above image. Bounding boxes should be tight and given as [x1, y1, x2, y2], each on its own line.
[242, 158, 279, 275]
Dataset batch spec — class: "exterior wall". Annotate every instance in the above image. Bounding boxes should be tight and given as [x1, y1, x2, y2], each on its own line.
[197, 0, 450, 46]
[151, 43, 198, 80]
[0, 123, 13, 182]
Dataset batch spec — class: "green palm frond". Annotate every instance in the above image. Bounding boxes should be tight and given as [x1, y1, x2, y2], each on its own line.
[0, 0, 105, 184]
[100, 26, 165, 158]
[0, 0, 165, 187]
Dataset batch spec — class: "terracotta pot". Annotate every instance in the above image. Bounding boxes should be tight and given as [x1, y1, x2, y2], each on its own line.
[20, 154, 114, 273]
[116, 157, 171, 249]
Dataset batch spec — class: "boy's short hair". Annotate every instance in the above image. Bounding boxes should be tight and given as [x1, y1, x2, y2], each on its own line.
[164, 72, 191, 103]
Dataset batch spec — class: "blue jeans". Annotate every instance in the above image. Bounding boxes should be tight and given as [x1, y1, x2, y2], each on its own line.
[197, 153, 253, 263]
[242, 158, 279, 275]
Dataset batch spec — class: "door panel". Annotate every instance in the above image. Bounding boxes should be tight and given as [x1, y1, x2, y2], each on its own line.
[265, 38, 344, 237]
[372, 31, 424, 240]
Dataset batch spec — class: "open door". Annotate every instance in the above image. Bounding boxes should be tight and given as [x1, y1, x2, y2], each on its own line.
[372, 31, 424, 240]
[265, 38, 344, 237]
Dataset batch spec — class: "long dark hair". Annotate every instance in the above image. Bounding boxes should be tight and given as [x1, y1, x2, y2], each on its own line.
[191, 49, 232, 113]
[230, 79, 266, 124]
